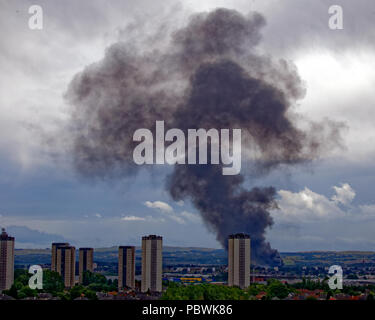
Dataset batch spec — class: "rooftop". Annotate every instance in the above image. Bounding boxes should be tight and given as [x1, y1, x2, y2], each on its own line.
[229, 233, 250, 239]
[0, 228, 15, 241]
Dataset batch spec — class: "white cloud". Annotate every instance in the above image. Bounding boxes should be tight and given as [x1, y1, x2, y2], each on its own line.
[275, 187, 344, 222]
[180, 211, 201, 223]
[121, 215, 146, 221]
[121, 215, 165, 223]
[267, 182, 375, 251]
[331, 183, 356, 205]
[168, 215, 185, 224]
[94, 213, 102, 218]
[358, 204, 375, 218]
[273, 183, 375, 223]
[176, 200, 185, 207]
[144, 200, 200, 224]
[144, 201, 173, 213]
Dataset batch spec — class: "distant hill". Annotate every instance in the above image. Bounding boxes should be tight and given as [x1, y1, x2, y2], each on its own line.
[15, 246, 227, 266]
[280, 251, 375, 267]
[14, 247, 375, 267]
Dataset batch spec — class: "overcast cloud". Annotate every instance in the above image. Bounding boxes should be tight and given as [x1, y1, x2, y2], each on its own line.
[0, 0, 374, 251]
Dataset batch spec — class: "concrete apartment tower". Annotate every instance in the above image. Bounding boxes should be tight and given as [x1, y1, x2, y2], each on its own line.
[141, 235, 162, 293]
[51, 242, 69, 272]
[0, 228, 15, 291]
[228, 233, 250, 289]
[56, 246, 76, 288]
[118, 246, 135, 289]
[79, 248, 94, 284]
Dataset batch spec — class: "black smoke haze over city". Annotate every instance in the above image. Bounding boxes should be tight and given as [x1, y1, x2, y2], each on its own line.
[65, 8, 343, 265]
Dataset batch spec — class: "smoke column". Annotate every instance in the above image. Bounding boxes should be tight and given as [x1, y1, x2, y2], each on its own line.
[65, 9, 343, 265]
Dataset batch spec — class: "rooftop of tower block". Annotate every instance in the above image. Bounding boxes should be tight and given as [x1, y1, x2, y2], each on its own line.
[229, 233, 250, 239]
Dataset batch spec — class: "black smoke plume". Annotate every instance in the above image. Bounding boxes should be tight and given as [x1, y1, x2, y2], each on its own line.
[65, 8, 343, 265]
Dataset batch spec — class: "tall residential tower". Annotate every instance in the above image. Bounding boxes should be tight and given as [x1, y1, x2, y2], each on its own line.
[56, 245, 76, 288]
[118, 246, 135, 289]
[141, 235, 162, 292]
[0, 228, 15, 291]
[51, 242, 69, 272]
[228, 233, 250, 289]
[79, 248, 94, 284]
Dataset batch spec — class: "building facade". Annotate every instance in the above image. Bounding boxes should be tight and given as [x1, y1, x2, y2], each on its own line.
[118, 246, 135, 289]
[0, 229, 15, 291]
[228, 233, 250, 289]
[51, 242, 69, 272]
[79, 248, 94, 284]
[56, 246, 76, 288]
[141, 235, 162, 292]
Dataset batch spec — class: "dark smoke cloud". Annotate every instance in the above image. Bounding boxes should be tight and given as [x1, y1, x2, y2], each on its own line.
[65, 8, 343, 265]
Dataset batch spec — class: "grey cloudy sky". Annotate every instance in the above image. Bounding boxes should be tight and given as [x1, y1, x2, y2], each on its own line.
[0, 0, 375, 251]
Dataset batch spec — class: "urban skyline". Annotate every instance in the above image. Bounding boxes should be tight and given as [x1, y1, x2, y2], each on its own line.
[1, 229, 256, 293]
[2, 227, 375, 302]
